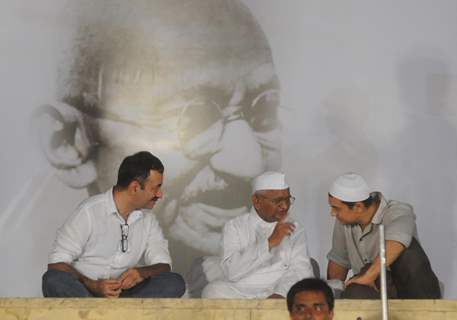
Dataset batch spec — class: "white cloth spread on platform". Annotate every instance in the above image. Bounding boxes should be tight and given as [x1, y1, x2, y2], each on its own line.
[48, 188, 171, 280]
[202, 208, 313, 298]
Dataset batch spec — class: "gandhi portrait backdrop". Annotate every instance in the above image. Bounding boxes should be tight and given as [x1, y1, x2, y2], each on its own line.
[1, 0, 457, 297]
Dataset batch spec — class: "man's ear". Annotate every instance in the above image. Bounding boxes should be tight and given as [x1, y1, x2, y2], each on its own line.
[251, 194, 259, 208]
[31, 101, 97, 188]
[127, 180, 140, 194]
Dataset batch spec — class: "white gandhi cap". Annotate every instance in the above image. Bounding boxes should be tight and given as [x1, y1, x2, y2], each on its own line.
[329, 172, 371, 202]
[252, 171, 289, 194]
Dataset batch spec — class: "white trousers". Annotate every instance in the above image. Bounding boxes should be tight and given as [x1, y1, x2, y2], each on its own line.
[201, 280, 269, 299]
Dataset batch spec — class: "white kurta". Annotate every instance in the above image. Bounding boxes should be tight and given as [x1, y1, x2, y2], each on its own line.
[203, 208, 313, 298]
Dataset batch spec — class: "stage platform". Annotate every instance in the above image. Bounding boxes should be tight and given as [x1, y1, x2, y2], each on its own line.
[0, 298, 455, 319]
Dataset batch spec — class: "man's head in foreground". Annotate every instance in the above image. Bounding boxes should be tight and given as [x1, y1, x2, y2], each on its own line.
[287, 278, 334, 320]
[251, 171, 294, 223]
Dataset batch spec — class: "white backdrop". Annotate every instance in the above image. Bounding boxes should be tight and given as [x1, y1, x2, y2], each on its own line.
[0, 0, 456, 298]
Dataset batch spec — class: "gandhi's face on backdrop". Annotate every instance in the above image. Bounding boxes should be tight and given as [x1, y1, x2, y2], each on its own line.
[35, 0, 281, 257]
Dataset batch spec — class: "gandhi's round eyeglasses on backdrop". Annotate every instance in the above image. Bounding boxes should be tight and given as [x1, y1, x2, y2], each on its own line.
[65, 86, 280, 148]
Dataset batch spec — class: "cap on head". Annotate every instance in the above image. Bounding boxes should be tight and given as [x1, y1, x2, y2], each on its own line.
[329, 173, 371, 202]
[252, 171, 288, 194]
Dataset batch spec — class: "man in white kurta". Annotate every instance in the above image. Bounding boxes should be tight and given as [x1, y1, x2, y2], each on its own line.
[202, 171, 314, 298]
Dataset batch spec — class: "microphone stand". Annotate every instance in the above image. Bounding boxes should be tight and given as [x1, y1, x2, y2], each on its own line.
[379, 224, 389, 320]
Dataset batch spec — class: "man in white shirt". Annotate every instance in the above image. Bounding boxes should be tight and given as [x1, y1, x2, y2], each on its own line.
[42, 151, 185, 298]
[202, 171, 314, 299]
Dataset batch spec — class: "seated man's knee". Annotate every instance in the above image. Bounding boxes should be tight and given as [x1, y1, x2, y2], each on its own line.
[160, 272, 186, 297]
[123, 272, 185, 298]
[42, 269, 71, 288]
[393, 239, 432, 277]
[42, 269, 57, 296]
[342, 283, 379, 299]
[201, 281, 220, 298]
[202, 281, 235, 299]
[42, 269, 60, 285]
[42, 269, 88, 297]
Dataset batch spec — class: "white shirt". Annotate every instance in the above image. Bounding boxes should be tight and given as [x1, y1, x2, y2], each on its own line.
[49, 189, 171, 280]
[221, 208, 313, 297]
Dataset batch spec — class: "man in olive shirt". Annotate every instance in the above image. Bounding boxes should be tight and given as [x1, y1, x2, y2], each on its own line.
[326, 173, 440, 299]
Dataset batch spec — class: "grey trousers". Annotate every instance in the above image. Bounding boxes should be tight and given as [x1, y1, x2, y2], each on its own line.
[42, 269, 186, 298]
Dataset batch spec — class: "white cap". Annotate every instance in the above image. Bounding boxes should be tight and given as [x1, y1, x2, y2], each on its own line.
[329, 173, 371, 202]
[252, 171, 289, 194]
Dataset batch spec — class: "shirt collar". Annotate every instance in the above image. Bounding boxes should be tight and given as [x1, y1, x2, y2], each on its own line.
[370, 192, 387, 225]
[106, 188, 118, 215]
[106, 188, 143, 223]
[249, 207, 277, 232]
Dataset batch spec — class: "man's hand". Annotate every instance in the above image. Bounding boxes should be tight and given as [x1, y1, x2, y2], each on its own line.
[345, 273, 378, 291]
[268, 216, 295, 250]
[84, 278, 122, 298]
[118, 268, 145, 290]
[48, 263, 122, 298]
[344, 240, 406, 292]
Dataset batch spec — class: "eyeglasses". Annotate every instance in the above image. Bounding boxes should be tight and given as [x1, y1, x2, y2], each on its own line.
[66, 64, 280, 149]
[176, 87, 280, 145]
[120, 223, 129, 253]
[258, 195, 295, 206]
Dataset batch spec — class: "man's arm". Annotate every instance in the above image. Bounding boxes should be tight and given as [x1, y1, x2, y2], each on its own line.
[347, 204, 415, 288]
[267, 215, 296, 250]
[345, 240, 405, 288]
[221, 218, 278, 282]
[47, 208, 122, 295]
[327, 260, 349, 281]
[270, 227, 314, 298]
[48, 263, 122, 297]
[118, 263, 171, 290]
[326, 219, 351, 282]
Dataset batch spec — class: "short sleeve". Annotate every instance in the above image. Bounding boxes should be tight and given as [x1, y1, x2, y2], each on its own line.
[383, 203, 415, 247]
[48, 207, 91, 264]
[327, 220, 351, 269]
[143, 215, 172, 267]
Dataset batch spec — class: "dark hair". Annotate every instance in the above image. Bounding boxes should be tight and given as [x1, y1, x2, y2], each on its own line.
[287, 278, 334, 312]
[115, 151, 164, 189]
[342, 193, 378, 209]
[328, 193, 376, 209]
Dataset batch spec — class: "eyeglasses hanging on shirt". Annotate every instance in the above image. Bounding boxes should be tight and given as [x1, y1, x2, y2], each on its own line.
[120, 223, 129, 252]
